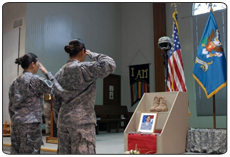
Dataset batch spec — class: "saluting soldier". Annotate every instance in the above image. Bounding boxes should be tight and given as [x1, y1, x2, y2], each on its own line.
[53, 39, 116, 154]
[8, 53, 63, 154]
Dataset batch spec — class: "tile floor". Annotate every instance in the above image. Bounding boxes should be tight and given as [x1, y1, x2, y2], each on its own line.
[2, 131, 124, 155]
[2, 130, 203, 155]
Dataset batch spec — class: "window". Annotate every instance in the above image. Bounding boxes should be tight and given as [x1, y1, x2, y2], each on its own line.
[193, 3, 226, 16]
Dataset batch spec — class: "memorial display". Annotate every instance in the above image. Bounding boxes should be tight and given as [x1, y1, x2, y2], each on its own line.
[124, 91, 189, 154]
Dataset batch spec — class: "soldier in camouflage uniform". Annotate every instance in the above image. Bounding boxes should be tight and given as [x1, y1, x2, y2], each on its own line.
[8, 53, 63, 154]
[53, 39, 116, 154]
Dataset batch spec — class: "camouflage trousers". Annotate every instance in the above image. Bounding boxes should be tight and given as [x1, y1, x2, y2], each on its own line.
[57, 123, 96, 154]
[10, 123, 43, 154]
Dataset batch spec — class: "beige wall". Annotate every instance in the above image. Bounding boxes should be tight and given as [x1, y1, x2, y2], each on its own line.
[3, 3, 27, 122]
[3, 3, 27, 66]
[121, 3, 154, 112]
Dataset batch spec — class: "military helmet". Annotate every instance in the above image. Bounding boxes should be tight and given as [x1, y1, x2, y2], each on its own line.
[158, 36, 172, 51]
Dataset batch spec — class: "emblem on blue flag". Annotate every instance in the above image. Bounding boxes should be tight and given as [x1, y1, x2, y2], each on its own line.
[193, 11, 226, 99]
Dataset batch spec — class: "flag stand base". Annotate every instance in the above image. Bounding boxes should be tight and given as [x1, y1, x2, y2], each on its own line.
[46, 136, 58, 144]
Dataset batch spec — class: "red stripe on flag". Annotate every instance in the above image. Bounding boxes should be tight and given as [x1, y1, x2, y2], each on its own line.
[168, 49, 186, 92]
[167, 60, 172, 92]
[177, 49, 185, 69]
[172, 50, 186, 91]
[168, 57, 179, 91]
[168, 58, 173, 90]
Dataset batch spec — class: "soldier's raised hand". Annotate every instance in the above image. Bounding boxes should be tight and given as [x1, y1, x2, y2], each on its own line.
[39, 62, 48, 74]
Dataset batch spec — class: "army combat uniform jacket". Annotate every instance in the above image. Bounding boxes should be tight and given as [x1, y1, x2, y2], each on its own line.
[8, 71, 63, 154]
[53, 52, 116, 127]
[9, 72, 56, 124]
[53, 52, 116, 154]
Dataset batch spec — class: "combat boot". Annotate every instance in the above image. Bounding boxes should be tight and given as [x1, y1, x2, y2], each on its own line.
[154, 96, 168, 112]
[150, 96, 160, 112]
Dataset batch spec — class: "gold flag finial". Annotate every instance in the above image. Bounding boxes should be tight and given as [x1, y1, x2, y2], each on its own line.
[206, 3, 213, 12]
[171, 3, 180, 11]
[210, 3, 213, 12]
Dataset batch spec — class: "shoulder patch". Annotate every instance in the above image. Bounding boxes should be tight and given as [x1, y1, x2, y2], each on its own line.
[44, 80, 53, 88]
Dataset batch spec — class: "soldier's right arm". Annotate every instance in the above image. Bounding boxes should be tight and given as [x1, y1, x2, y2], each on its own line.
[8, 97, 14, 118]
[29, 75, 53, 94]
[52, 72, 62, 124]
[8, 84, 15, 118]
[30, 72, 64, 95]
[52, 91, 62, 124]
[81, 51, 116, 80]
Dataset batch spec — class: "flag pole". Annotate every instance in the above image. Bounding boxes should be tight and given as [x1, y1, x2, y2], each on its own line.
[213, 95, 216, 129]
[171, 3, 191, 117]
[209, 3, 216, 129]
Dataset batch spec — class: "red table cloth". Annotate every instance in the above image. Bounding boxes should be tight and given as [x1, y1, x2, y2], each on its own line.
[128, 133, 157, 154]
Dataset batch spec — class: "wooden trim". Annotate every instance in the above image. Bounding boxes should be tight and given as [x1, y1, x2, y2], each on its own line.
[153, 3, 166, 92]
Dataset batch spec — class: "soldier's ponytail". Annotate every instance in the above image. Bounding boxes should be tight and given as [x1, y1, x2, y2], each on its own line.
[15, 53, 38, 69]
[64, 38, 86, 57]
[15, 57, 23, 65]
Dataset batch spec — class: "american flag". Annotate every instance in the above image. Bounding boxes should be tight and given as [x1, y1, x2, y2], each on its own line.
[167, 11, 187, 92]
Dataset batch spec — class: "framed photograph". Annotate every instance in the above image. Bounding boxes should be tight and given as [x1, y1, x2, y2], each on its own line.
[109, 92, 114, 99]
[137, 112, 158, 133]
[109, 85, 114, 92]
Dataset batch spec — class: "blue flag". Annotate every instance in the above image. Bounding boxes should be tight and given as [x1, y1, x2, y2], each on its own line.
[193, 11, 227, 99]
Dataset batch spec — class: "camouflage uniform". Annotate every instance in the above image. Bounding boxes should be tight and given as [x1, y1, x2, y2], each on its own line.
[9, 71, 62, 154]
[53, 52, 116, 154]
[186, 129, 227, 154]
